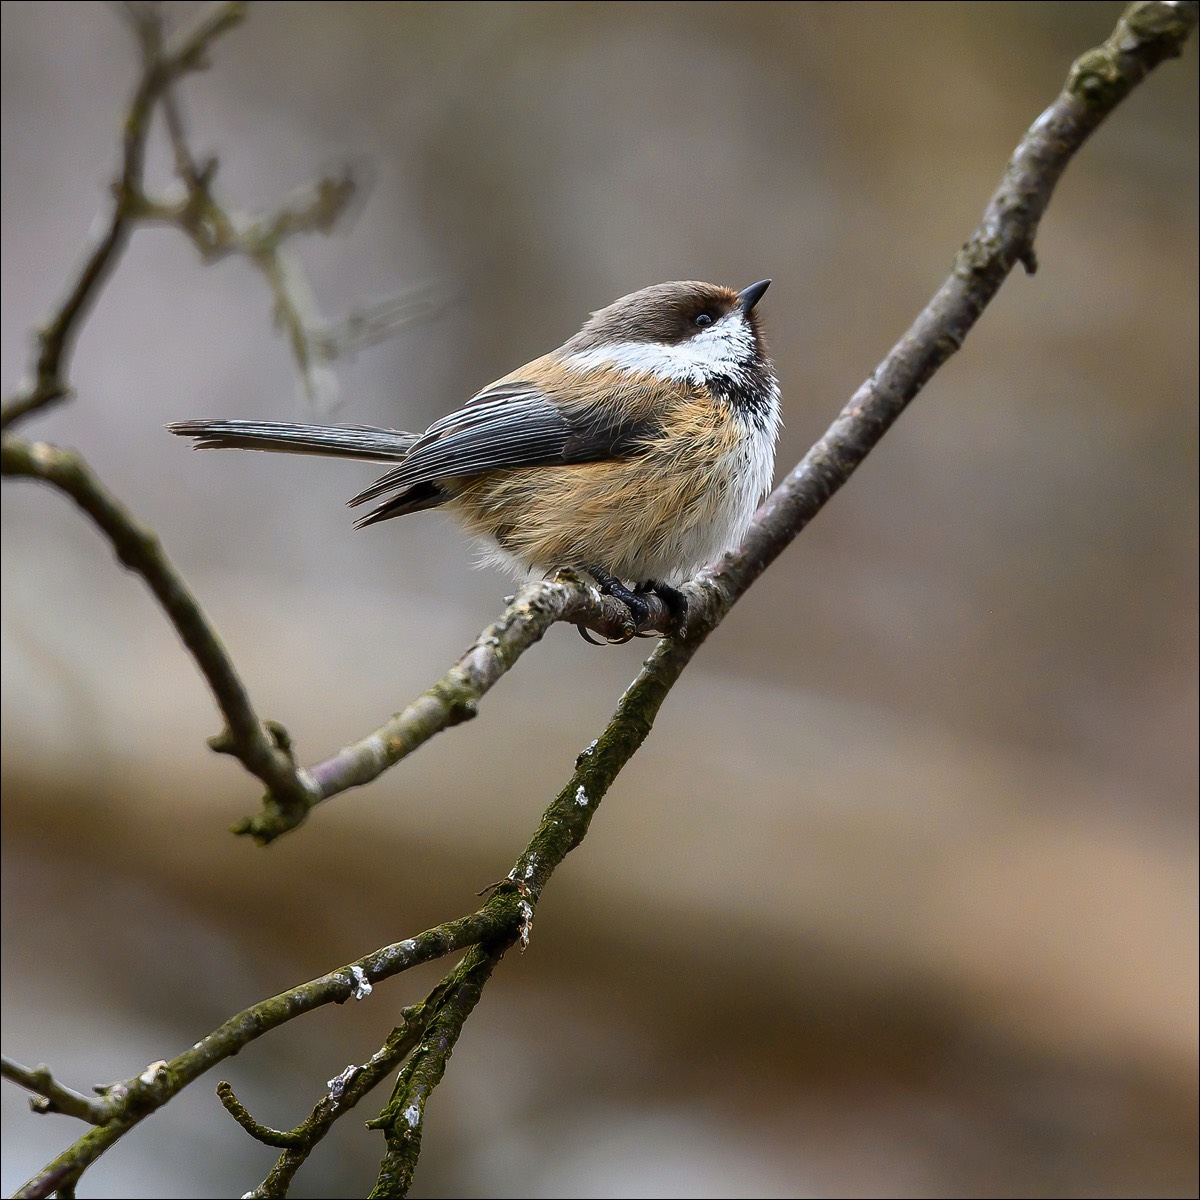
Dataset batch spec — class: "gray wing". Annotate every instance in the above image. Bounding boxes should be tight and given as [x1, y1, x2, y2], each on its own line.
[350, 380, 656, 523]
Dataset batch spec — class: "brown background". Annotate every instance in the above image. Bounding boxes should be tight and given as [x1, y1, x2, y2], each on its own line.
[2, 3, 1196, 1196]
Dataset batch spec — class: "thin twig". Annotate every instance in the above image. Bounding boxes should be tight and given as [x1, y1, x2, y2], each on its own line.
[0, 1058, 115, 1125]
[240, 1006, 436, 1197]
[217, 1082, 309, 1149]
[0, 1, 246, 431]
[368, 948, 504, 1198]
[7, 4, 1195, 1197]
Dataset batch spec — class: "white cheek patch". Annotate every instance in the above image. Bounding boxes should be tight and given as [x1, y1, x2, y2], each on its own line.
[563, 313, 756, 384]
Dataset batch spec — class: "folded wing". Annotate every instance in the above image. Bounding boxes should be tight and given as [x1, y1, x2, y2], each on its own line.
[351, 368, 665, 526]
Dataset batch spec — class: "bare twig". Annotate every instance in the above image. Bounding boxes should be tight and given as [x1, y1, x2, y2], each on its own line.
[2, 0, 449, 831]
[128, 94, 442, 406]
[0, 434, 317, 813]
[128, 168, 362, 405]
[0, 1, 247, 431]
[3, 0, 433, 430]
[1, 1057, 114, 1125]
[217, 1081, 310, 1149]
[368, 948, 504, 1198]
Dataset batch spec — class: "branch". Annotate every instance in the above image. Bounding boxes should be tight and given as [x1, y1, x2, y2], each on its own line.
[3, 1, 452, 830]
[10, 902, 521, 1199]
[129, 71, 446, 406]
[0, 434, 317, 813]
[368, 949, 503, 1198]
[0, 1058, 115, 1125]
[716, 0, 1200, 606]
[236, 571, 678, 843]
[235, 998, 437, 1196]
[0, 1, 246, 431]
[2, 0, 435, 430]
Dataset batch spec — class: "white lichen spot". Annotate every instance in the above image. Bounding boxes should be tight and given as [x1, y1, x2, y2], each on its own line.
[517, 899, 535, 950]
[575, 785, 588, 807]
[348, 965, 373, 1000]
[138, 1061, 168, 1085]
[403, 1103, 421, 1127]
[327, 1064, 357, 1102]
[509, 854, 537, 886]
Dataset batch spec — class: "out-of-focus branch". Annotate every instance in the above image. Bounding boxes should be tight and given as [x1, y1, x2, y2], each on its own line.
[125, 12, 447, 407]
[0, 434, 317, 812]
[0, 1, 247, 431]
[2, 0, 439, 428]
[2, 0, 454, 835]
[128, 169, 362, 407]
[0, 1057, 115, 1124]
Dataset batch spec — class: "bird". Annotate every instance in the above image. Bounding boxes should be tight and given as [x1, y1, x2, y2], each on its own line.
[168, 278, 780, 632]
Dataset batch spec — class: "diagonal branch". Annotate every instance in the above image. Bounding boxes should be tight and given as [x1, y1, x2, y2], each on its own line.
[235, 992, 440, 1197]
[367, 947, 505, 1198]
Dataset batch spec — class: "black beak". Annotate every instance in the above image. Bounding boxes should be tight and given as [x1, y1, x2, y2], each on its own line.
[737, 279, 771, 315]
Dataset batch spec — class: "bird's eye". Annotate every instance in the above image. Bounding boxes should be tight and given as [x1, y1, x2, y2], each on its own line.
[694, 312, 714, 328]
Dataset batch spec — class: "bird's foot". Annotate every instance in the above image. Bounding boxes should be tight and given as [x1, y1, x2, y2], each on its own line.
[575, 568, 686, 644]
[636, 580, 688, 635]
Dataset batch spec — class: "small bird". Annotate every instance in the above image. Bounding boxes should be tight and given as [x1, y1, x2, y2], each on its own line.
[169, 279, 780, 630]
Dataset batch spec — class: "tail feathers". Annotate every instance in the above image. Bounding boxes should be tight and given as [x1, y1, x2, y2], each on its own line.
[353, 480, 449, 526]
[166, 419, 418, 463]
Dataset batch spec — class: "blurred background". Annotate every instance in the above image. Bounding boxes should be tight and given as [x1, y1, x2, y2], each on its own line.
[2, 2, 1196, 1196]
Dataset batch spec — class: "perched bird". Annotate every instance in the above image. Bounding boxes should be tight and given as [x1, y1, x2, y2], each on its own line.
[169, 279, 780, 629]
